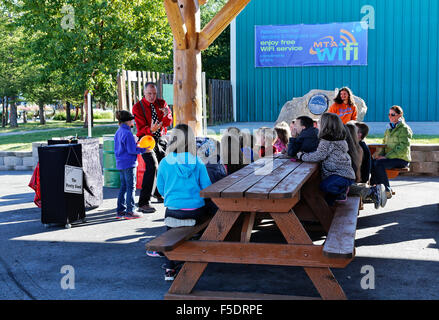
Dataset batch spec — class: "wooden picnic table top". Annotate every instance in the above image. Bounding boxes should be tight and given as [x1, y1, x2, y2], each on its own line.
[200, 155, 319, 200]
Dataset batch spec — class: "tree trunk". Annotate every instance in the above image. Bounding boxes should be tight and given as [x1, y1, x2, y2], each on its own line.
[66, 101, 72, 123]
[74, 105, 80, 121]
[9, 98, 18, 128]
[173, 0, 202, 136]
[1, 98, 6, 127]
[23, 109, 27, 124]
[80, 104, 84, 121]
[39, 103, 46, 125]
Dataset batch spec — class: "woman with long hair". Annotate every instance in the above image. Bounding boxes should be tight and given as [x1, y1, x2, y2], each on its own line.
[328, 87, 358, 124]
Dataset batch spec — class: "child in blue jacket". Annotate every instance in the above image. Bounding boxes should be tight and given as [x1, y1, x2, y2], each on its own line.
[114, 111, 147, 219]
[156, 124, 212, 281]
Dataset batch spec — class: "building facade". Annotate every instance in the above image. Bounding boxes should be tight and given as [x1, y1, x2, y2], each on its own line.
[231, 0, 439, 122]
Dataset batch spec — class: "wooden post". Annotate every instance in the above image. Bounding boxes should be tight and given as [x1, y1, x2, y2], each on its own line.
[172, 0, 202, 136]
[164, 0, 250, 136]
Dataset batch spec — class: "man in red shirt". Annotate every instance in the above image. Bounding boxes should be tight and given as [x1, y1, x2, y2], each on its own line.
[132, 83, 173, 213]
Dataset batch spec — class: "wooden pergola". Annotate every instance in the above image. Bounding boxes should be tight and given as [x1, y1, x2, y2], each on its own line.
[165, 0, 250, 136]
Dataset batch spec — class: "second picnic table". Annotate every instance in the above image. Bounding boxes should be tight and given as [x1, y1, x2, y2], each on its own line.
[163, 154, 360, 300]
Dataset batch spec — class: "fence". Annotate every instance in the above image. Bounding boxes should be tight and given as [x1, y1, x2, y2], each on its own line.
[116, 70, 173, 111]
[117, 70, 233, 125]
[208, 79, 233, 125]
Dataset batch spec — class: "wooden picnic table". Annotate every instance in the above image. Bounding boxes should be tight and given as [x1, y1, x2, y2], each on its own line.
[162, 154, 359, 300]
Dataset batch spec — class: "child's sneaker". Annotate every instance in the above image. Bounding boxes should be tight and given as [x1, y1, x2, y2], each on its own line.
[146, 251, 164, 257]
[164, 269, 176, 281]
[370, 186, 381, 210]
[377, 184, 387, 208]
[124, 212, 143, 219]
[116, 212, 125, 219]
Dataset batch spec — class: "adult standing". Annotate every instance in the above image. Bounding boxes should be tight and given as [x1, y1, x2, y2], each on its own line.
[132, 83, 173, 213]
[328, 87, 358, 124]
[370, 105, 412, 198]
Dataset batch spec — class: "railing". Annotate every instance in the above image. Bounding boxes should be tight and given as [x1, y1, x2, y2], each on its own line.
[117, 70, 234, 125]
[116, 70, 173, 111]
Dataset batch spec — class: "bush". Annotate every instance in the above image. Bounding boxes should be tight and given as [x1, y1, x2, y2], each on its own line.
[52, 109, 113, 121]
[93, 109, 113, 120]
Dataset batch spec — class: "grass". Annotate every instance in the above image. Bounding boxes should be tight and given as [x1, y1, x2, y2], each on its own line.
[365, 134, 439, 145]
[0, 125, 119, 151]
[1, 124, 438, 152]
[0, 119, 116, 134]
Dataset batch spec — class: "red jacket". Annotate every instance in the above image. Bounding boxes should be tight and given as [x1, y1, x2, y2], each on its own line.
[132, 97, 173, 139]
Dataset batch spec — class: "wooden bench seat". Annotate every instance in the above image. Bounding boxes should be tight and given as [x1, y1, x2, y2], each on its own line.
[386, 167, 410, 179]
[323, 197, 361, 259]
[146, 217, 212, 252]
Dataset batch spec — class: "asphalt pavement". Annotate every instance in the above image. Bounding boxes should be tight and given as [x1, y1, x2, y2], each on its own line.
[0, 171, 438, 300]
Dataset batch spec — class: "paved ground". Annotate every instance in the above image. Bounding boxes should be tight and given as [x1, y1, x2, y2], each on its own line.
[0, 170, 438, 300]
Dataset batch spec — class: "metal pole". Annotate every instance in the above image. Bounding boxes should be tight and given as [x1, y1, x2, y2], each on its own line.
[87, 92, 92, 137]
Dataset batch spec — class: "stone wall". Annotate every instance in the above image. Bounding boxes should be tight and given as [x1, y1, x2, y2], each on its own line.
[0, 142, 104, 171]
[0, 151, 34, 171]
[400, 144, 439, 176]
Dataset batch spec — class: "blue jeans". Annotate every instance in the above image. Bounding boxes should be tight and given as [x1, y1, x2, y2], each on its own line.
[370, 158, 409, 192]
[320, 175, 354, 206]
[163, 207, 209, 270]
[117, 167, 136, 213]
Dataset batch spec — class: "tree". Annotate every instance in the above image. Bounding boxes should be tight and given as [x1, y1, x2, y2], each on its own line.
[5, 0, 173, 125]
[0, 11, 28, 128]
[201, 0, 230, 80]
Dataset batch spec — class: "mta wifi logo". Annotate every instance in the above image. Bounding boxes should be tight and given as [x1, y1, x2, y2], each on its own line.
[309, 29, 359, 61]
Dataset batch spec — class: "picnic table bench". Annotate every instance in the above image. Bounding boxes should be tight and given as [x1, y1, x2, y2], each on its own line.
[147, 154, 361, 300]
[368, 143, 410, 179]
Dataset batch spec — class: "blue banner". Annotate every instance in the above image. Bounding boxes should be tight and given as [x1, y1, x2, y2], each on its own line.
[255, 22, 368, 67]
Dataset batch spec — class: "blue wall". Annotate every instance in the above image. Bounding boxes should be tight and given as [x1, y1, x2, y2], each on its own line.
[235, 0, 439, 122]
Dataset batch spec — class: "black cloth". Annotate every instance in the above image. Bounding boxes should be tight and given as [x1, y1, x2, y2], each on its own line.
[359, 140, 372, 183]
[287, 127, 320, 157]
[150, 103, 161, 141]
[38, 144, 86, 224]
[138, 137, 167, 206]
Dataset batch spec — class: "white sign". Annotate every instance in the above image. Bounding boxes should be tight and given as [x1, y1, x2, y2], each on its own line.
[64, 165, 83, 194]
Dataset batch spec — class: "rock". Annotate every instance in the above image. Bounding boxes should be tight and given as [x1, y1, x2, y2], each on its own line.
[276, 89, 368, 125]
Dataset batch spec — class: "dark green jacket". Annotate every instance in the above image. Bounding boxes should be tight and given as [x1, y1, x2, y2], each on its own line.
[380, 120, 412, 162]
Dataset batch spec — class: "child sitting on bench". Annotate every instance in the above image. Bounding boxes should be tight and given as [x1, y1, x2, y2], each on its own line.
[296, 113, 355, 206]
[287, 116, 319, 158]
[155, 124, 212, 281]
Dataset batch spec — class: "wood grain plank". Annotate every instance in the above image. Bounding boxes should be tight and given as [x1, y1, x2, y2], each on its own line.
[323, 197, 360, 259]
[168, 210, 241, 295]
[166, 241, 352, 268]
[220, 158, 287, 198]
[269, 162, 318, 199]
[199, 157, 270, 198]
[245, 161, 300, 199]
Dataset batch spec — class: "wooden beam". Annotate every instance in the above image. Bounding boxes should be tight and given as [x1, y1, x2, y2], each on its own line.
[163, 0, 187, 49]
[198, 0, 208, 5]
[198, 0, 251, 50]
[165, 241, 352, 268]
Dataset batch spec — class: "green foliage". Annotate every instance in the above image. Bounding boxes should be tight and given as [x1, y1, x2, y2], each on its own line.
[201, 0, 230, 80]
[1, 0, 173, 113]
